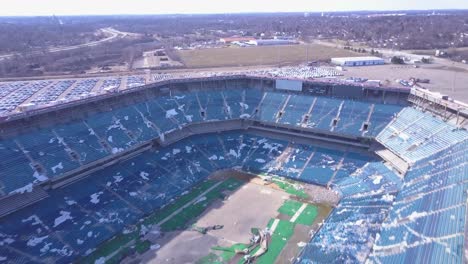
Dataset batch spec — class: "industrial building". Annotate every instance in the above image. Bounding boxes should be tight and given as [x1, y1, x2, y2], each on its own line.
[331, 56, 385, 66]
[219, 37, 255, 44]
[247, 39, 298, 46]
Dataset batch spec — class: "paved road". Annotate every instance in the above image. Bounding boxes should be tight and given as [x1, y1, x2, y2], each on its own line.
[0, 27, 134, 61]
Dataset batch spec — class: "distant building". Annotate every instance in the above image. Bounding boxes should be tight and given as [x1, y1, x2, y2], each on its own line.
[219, 37, 255, 44]
[247, 39, 298, 46]
[331, 56, 385, 67]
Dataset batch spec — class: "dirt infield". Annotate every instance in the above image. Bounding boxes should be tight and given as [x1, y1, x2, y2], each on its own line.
[133, 180, 289, 263]
[120, 170, 336, 264]
[176, 44, 360, 68]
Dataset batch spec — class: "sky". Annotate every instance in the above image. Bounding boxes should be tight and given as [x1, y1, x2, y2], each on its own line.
[0, 0, 467, 16]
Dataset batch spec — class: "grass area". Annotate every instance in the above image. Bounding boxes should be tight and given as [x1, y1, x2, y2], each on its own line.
[295, 205, 318, 226]
[278, 199, 303, 216]
[278, 199, 319, 225]
[177, 44, 359, 68]
[237, 219, 296, 264]
[272, 179, 308, 199]
[255, 220, 295, 264]
[80, 178, 243, 264]
[135, 240, 151, 254]
[212, 243, 250, 263]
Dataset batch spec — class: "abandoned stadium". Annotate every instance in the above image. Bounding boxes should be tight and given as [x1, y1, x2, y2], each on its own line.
[0, 75, 466, 264]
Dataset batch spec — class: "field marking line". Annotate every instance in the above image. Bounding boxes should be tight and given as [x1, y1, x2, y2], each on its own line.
[290, 203, 307, 223]
[270, 218, 280, 233]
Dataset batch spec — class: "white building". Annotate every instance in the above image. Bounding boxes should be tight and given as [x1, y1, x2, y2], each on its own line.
[331, 56, 385, 67]
[247, 39, 298, 46]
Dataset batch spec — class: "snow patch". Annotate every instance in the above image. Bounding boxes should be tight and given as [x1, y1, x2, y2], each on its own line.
[27, 235, 48, 247]
[10, 183, 33, 194]
[90, 192, 104, 204]
[381, 194, 394, 202]
[407, 211, 427, 221]
[150, 244, 161, 250]
[140, 171, 150, 180]
[95, 257, 106, 264]
[229, 149, 239, 158]
[113, 175, 123, 183]
[194, 196, 207, 204]
[54, 211, 72, 227]
[65, 197, 76, 205]
[33, 171, 48, 182]
[372, 175, 383, 185]
[297, 241, 307, 247]
[0, 237, 14, 246]
[111, 147, 124, 154]
[399, 133, 410, 141]
[51, 162, 64, 174]
[208, 155, 218, 160]
[22, 215, 42, 226]
[166, 109, 178, 118]
[255, 158, 266, 163]
[172, 148, 181, 155]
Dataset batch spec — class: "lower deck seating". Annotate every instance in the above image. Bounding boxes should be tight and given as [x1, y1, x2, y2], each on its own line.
[297, 162, 402, 264]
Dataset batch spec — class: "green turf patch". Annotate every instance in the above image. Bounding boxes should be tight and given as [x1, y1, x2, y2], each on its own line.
[237, 219, 296, 264]
[255, 220, 295, 264]
[278, 199, 303, 216]
[80, 230, 139, 263]
[135, 239, 151, 254]
[294, 204, 318, 226]
[212, 243, 249, 262]
[273, 179, 308, 199]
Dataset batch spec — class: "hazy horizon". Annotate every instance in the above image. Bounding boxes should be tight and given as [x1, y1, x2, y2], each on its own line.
[1, 0, 467, 17]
